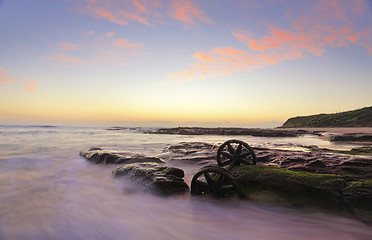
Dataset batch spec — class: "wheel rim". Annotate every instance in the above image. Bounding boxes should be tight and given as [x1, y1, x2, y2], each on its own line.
[217, 140, 256, 170]
[191, 166, 241, 197]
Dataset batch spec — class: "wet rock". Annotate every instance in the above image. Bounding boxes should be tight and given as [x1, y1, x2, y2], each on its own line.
[229, 165, 372, 221]
[80, 147, 164, 165]
[147, 127, 319, 137]
[306, 159, 327, 168]
[343, 179, 372, 221]
[157, 142, 217, 166]
[113, 162, 189, 195]
[230, 165, 347, 211]
[329, 133, 372, 142]
[159, 142, 372, 179]
[332, 158, 372, 179]
[338, 147, 372, 156]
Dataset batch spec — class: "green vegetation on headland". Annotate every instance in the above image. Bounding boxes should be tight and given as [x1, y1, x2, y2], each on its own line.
[282, 106, 372, 127]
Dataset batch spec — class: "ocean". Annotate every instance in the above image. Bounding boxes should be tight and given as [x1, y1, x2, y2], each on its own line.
[1, 125, 372, 240]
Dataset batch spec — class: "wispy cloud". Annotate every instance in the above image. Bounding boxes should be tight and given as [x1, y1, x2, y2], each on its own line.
[99, 31, 116, 40]
[232, 25, 353, 57]
[0, 67, 38, 93]
[45, 31, 145, 66]
[60, 42, 78, 51]
[77, 0, 212, 26]
[87, 5, 129, 25]
[113, 38, 140, 48]
[24, 80, 38, 93]
[170, 0, 212, 24]
[168, 46, 264, 82]
[46, 55, 84, 64]
[106, 31, 115, 37]
[169, 0, 372, 82]
[0, 67, 13, 86]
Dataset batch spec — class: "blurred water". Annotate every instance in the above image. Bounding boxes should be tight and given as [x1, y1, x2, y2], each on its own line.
[1, 125, 372, 240]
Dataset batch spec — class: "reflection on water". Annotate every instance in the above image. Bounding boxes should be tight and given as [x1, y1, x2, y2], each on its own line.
[1, 126, 372, 239]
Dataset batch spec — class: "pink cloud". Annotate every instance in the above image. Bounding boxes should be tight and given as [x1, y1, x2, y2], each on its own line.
[193, 52, 218, 63]
[170, 0, 372, 83]
[212, 47, 246, 57]
[24, 80, 38, 93]
[0, 67, 38, 92]
[81, 0, 151, 26]
[123, 11, 150, 25]
[315, 0, 347, 22]
[348, 26, 372, 54]
[106, 32, 115, 37]
[113, 38, 140, 48]
[132, 0, 147, 13]
[60, 42, 78, 51]
[47, 55, 84, 64]
[170, 0, 212, 24]
[88, 6, 128, 25]
[0, 67, 13, 86]
[78, 0, 212, 26]
[234, 23, 365, 57]
[169, 46, 266, 82]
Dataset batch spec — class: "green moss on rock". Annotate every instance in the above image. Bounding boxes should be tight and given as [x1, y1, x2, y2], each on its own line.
[343, 179, 372, 220]
[230, 165, 347, 210]
[337, 147, 372, 156]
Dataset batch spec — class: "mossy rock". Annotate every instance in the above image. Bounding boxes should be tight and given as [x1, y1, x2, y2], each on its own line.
[230, 165, 347, 211]
[343, 179, 372, 221]
[337, 147, 372, 156]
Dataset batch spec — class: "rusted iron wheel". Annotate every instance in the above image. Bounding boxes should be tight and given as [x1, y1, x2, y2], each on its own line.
[191, 166, 241, 197]
[217, 140, 256, 170]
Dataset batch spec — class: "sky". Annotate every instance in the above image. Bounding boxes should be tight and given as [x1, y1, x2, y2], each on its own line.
[0, 0, 371, 127]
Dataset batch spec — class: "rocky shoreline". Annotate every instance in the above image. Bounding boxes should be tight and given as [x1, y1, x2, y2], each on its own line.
[145, 127, 322, 137]
[80, 140, 372, 222]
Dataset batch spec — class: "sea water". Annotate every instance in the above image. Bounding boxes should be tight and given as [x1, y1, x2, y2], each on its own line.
[1, 125, 372, 240]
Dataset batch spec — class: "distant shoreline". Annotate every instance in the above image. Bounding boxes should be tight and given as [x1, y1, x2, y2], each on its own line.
[279, 127, 372, 134]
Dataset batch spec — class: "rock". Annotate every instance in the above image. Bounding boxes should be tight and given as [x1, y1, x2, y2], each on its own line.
[230, 165, 347, 211]
[329, 133, 372, 142]
[158, 142, 372, 179]
[157, 142, 217, 165]
[343, 179, 372, 221]
[80, 147, 164, 164]
[338, 147, 372, 156]
[229, 165, 372, 221]
[146, 127, 319, 137]
[332, 158, 372, 179]
[113, 162, 189, 195]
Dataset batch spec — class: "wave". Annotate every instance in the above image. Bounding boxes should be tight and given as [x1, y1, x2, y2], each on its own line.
[0, 124, 59, 128]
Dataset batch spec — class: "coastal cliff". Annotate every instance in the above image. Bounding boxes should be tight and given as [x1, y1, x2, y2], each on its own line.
[282, 106, 372, 128]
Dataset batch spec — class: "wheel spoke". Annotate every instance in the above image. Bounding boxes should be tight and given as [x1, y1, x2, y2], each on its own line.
[227, 143, 235, 155]
[204, 172, 215, 185]
[241, 159, 253, 165]
[221, 159, 232, 166]
[221, 151, 232, 159]
[236, 143, 242, 155]
[241, 152, 251, 159]
[216, 175, 225, 187]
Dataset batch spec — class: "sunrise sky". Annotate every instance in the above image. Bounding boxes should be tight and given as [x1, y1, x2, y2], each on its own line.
[1, 0, 371, 127]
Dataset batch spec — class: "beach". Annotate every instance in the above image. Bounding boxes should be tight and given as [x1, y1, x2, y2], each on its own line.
[1, 125, 372, 239]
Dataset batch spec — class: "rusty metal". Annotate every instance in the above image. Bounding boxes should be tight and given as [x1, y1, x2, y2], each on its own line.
[191, 140, 256, 197]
